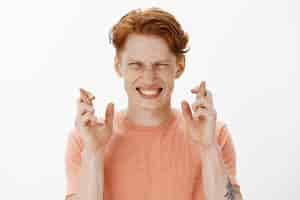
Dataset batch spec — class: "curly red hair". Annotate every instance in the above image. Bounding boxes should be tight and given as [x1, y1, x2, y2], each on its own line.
[109, 7, 189, 58]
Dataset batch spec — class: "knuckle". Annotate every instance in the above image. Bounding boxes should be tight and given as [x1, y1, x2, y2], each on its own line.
[84, 111, 92, 117]
[79, 102, 88, 108]
[81, 117, 89, 125]
[198, 99, 203, 104]
[191, 102, 196, 109]
[79, 105, 94, 115]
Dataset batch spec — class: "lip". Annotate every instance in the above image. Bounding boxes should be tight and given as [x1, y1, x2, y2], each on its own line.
[137, 84, 162, 90]
[136, 87, 163, 99]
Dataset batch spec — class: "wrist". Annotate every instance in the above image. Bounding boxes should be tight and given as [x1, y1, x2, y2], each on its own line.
[84, 139, 106, 153]
[82, 147, 104, 161]
[200, 141, 218, 151]
[199, 142, 220, 157]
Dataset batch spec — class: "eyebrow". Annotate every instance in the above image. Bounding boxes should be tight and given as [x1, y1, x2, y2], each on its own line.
[127, 58, 172, 64]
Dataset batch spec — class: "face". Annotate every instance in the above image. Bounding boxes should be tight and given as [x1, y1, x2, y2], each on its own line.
[115, 33, 185, 111]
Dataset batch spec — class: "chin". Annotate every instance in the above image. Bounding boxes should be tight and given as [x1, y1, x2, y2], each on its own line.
[138, 102, 163, 110]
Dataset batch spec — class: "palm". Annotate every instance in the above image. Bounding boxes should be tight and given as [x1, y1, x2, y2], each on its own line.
[181, 81, 217, 147]
[186, 114, 216, 145]
[84, 102, 114, 152]
[78, 88, 115, 153]
[86, 118, 112, 149]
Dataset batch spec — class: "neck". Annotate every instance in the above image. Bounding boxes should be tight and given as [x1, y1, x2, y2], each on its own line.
[126, 102, 173, 127]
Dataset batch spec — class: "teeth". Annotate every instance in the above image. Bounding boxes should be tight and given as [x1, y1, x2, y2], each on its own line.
[139, 89, 161, 96]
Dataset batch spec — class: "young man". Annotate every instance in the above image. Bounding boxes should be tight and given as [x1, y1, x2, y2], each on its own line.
[65, 7, 243, 200]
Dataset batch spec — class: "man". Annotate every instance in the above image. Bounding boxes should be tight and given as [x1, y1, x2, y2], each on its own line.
[65, 7, 243, 200]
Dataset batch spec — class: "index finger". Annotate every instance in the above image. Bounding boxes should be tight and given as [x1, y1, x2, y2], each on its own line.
[199, 81, 207, 96]
[80, 88, 95, 100]
[190, 81, 207, 97]
[79, 88, 95, 105]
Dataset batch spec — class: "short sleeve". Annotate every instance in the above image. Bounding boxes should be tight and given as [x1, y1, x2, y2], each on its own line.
[65, 128, 84, 196]
[217, 124, 239, 186]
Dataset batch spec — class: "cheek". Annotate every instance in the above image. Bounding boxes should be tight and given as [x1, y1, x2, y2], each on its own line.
[161, 75, 175, 92]
[162, 69, 175, 81]
[123, 74, 139, 91]
[123, 70, 138, 82]
[166, 81, 175, 92]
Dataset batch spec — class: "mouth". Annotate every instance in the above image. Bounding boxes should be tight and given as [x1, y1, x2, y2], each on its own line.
[136, 87, 163, 99]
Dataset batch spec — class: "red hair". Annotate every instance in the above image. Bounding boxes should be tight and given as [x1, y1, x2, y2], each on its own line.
[109, 7, 189, 58]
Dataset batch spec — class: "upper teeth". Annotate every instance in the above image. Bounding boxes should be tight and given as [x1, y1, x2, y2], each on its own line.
[139, 89, 161, 95]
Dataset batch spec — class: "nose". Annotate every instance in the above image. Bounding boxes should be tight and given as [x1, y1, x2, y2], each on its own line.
[142, 67, 157, 82]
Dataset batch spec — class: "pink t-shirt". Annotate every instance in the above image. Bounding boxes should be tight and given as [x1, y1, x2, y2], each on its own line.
[65, 108, 239, 200]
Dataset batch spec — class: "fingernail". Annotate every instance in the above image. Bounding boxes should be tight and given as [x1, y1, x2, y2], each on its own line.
[183, 102, 188, 109]
[181, 101, 185, 107]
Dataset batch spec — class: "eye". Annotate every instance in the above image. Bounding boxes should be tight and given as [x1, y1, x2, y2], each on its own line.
[156, 63, 169, 70]
[128, 62, 142, 70]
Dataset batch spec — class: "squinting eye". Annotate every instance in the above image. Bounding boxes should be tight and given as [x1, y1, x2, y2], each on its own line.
[128, 62, 138, 66]
[157, 64, 169, 69]
[128, 63, 141, 70]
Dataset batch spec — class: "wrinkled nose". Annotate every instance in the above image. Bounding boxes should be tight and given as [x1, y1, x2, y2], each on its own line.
[143, 68, 157, 83]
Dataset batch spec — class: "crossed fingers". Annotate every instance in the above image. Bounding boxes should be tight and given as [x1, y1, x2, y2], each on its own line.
[190, 81, 216, 119]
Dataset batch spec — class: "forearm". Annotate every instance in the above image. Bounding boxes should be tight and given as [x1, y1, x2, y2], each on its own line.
[200, 145, 243, 200]
[77, 149, 104, 200]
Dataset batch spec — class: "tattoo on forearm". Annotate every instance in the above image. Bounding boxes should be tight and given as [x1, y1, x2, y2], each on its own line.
[224, 177, 235, 200]
[65, 193, 79, 200]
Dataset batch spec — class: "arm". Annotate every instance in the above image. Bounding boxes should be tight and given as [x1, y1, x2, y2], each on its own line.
[201, 145, 243, 200]
[184, 82, 243, 199]
[65, 133, 104, 200]
[200, 124, 243, 200]
[65, 89, 114, 200]
[77, 149, 104, 200]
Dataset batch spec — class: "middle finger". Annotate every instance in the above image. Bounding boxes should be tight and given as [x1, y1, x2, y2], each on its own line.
[192, 99, 211, 112]
[77, 99, 95, 116]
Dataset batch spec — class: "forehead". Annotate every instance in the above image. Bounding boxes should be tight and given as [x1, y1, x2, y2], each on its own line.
[120, 33, 175, 62]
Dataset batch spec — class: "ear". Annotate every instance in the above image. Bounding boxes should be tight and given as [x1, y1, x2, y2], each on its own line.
[175, 55, 185, 79]
[114, 55, 122, 77]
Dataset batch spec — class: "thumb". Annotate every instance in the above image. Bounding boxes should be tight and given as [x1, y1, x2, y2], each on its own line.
[104, 102, 114, 129]
[181, 100, 193, 123]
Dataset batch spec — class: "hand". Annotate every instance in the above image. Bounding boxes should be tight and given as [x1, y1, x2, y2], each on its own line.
[181, 81, 217, 149]
[75, 88, 114, 154]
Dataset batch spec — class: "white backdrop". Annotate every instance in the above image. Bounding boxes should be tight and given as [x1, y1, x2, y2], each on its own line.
[0, 0, 299, 199]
